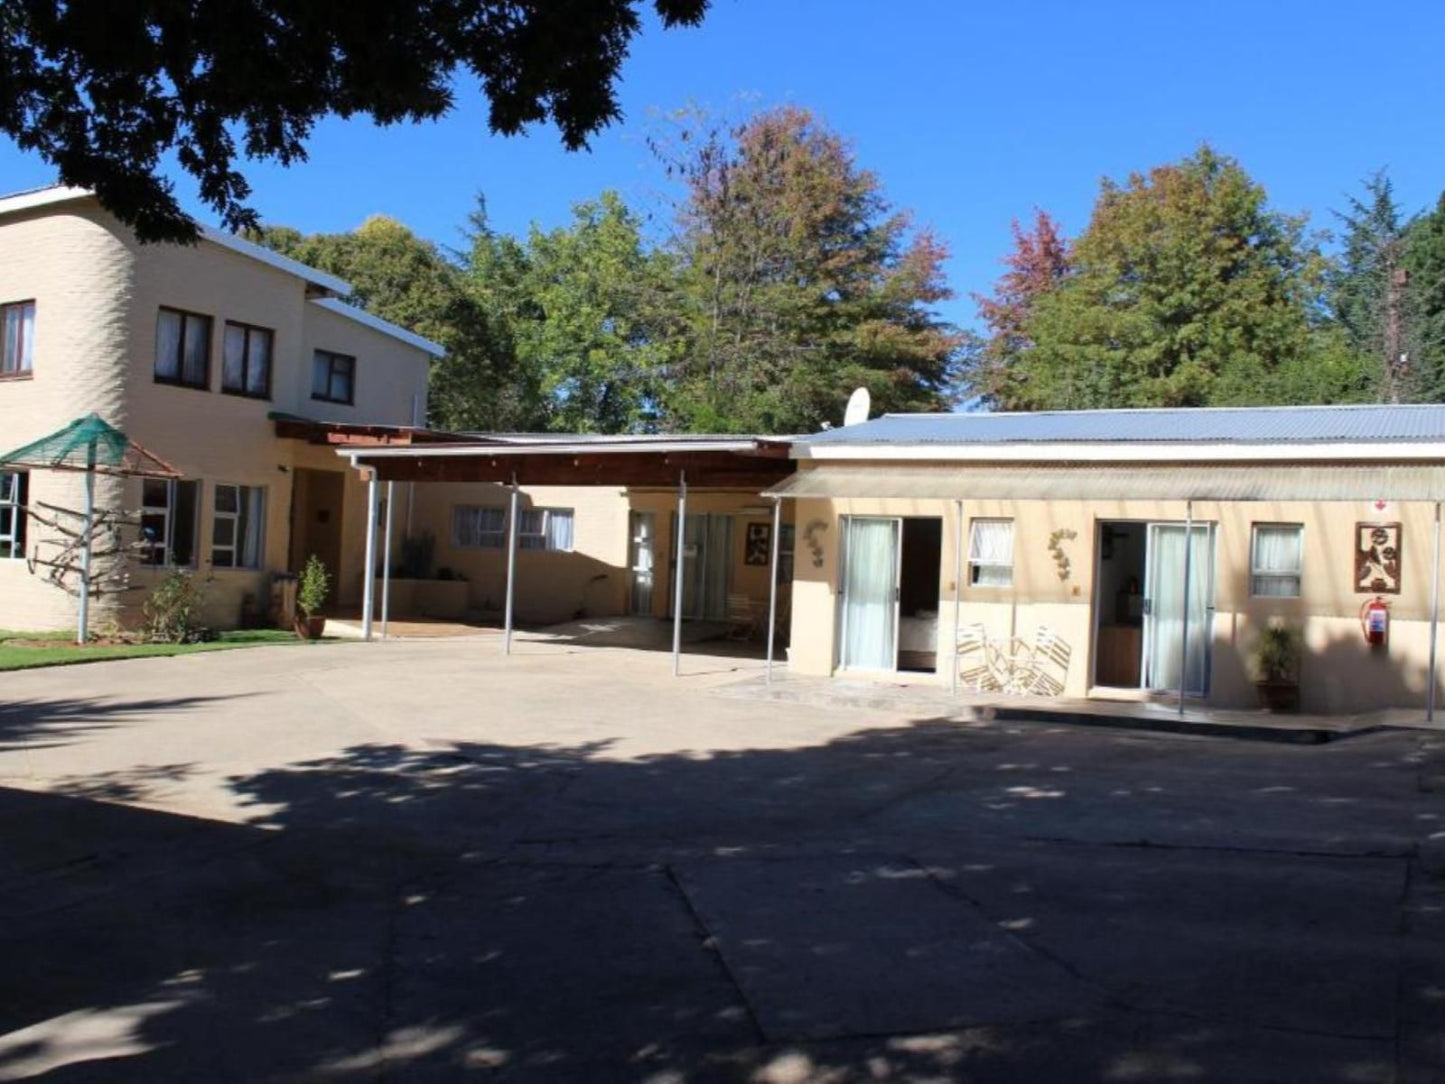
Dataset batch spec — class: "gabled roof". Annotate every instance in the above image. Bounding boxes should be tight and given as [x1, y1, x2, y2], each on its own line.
[0, 185, 351, 297]
[309, 298, 445, 357]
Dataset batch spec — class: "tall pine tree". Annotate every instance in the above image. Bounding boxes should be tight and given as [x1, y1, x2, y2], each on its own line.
[1332, 172, 1410, 399]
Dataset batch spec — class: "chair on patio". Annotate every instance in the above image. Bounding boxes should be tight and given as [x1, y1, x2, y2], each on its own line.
[726, 593, 760, 641]
[1014, 625, 1072, 696]
[956, 622, 1001, 692]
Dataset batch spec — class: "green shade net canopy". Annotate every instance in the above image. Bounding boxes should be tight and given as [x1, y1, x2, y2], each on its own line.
[0, 413, 180, 478]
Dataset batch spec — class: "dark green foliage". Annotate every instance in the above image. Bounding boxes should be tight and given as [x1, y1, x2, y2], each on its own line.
[0, 1, 709, 242]
[1405, 194, 1445, 400]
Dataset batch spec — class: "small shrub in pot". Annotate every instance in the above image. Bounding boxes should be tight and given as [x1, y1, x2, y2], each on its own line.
[296, 555, 331, 639]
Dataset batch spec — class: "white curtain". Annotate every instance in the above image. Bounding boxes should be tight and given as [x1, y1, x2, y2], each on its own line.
[545, 510, 574, 552]
[240, 487, 265, 569]
[155, 310, 182, 380]
[842, 518, 898, 670]
[223, 325, 246, 389]
[1147, 524, 1211, 694]
[1252, 525, 1302, 597]
[968, 519, 1014, 586]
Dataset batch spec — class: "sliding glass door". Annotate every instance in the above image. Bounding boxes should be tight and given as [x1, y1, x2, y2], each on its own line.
[1143, 522, 1215, 695]
[671, 513, 733, 620]
[839, 516, 901, 671]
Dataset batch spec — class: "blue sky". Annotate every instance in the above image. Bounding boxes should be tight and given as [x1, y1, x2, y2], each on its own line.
[4, 0, 1444, 331]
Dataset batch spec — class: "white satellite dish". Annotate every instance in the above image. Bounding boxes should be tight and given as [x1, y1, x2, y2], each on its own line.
[843, 386, 871, 427]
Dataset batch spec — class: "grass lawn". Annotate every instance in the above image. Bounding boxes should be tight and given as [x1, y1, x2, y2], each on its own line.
[0, 628, 327, 672]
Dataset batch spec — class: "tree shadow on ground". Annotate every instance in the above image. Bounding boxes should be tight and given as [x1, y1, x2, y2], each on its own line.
[0, 716, 1438, 1081]
[0, 694, 248, 752]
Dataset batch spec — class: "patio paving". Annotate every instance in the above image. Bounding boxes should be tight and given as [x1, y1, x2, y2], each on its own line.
[0, 638, 1443, 1081]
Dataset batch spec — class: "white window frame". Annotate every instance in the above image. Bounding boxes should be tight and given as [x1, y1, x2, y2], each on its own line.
[140, 479, 200, 568]
[519, 507, 575, 552]
[1250, 522, 1303, 598]
[211, 483, 266, 569]
[0, 470, 26, 559]
[452, 505, 506, 549]
[967, 518, 1015, 587]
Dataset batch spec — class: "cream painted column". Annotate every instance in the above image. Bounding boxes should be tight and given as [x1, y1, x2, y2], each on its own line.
[672, 471, 687, 677]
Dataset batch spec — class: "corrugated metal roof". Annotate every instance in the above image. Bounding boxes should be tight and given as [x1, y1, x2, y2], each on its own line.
[765, 463, 1445, 502]
[802, 405, 1445, 446]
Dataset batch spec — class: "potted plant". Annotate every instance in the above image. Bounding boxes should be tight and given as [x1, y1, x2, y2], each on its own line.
[295, 554, 331, 640]
[1253, 623, 1301, 712]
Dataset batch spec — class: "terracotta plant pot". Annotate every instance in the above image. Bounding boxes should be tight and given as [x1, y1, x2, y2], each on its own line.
[1255, 680, 1300, 713]
[295, 614, 327, 641]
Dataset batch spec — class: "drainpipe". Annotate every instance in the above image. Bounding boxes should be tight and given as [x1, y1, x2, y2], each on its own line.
[381, 480, 394, 639]
[1179, 499, 1194, 717]
[361, 469, 378, 641]
[504, 473, 519, 655]
[672, 470, 687, 677]
[766, 496, 782, 685]
[951, 499, 963, 696]
[1430, 501, 1441, 723]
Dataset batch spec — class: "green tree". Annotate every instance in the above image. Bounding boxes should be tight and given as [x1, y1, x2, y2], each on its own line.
[251, 215, 532, 431]
[1, 1, 710, 241]
[1014, 146, 1368, 409]
[1405, 193, 1445, 400]
[1331, 172, 1410, 399]
[967, 210, 1072, 408]
[659, 106, 963, 433]
[472, 192, 679, 433]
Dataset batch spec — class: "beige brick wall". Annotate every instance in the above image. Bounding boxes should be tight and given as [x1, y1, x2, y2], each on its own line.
[0, 197, 431, 634]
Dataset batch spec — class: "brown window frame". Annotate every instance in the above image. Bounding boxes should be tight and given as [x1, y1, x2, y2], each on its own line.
[154, 307, 213, 390]
[311, 349, 357, 405]
[221, 320, 275, 400]
[0, 299, 36, 380]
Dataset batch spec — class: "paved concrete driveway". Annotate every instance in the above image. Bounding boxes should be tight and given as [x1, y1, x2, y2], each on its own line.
[2, 636, 1444, 1082]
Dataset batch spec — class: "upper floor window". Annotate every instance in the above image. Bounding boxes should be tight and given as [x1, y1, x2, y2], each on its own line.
[452, 505, 505, 549]
[212, 483, 266, 569]
[140, 478, 200, 567]
[520, 508, 574, 552]
[968, 518, 1015, 587]
[1, 301, 35, 377]
[155, 308, 212, 389]
[312, 350, 356, 405]
[0, 470, 27, 559]
[222, 322, 273, 399]
[1251, 523, 1303, 597]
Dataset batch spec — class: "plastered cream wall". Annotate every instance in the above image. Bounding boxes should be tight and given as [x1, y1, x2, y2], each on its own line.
[0, 197, 430, 631]
[789, 488, 1445, 714]
[403, 484, 792, 625]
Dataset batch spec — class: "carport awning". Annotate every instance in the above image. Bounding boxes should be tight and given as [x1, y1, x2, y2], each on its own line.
[763, 463, 1445, 502]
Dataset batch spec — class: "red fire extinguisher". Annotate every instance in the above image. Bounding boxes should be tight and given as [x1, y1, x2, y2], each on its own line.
[1360, 596, 1390, 646]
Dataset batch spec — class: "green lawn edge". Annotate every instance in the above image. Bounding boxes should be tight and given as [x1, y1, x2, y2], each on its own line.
[0, 629, 336, 672]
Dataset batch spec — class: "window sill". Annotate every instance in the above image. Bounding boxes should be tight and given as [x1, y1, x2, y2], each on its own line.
[310, 395, 355, 406]
[220, 388, 271, 402]
[154, 377, 212, 393]
[0, 371, 34, 382]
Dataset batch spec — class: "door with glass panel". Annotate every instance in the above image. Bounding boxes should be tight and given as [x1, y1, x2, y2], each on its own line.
[1143, 522, 1216, 695]
[838, 516, 902, 671]
[628, 511, 655, 615]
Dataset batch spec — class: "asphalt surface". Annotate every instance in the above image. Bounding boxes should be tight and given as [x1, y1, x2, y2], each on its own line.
[1, 636, 1443, 1081]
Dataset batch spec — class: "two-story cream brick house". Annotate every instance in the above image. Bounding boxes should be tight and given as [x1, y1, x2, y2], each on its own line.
[0, 186, 443, 631]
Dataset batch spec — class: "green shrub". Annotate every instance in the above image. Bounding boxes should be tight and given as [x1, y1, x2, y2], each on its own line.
[1253, 623, 1300, 683]
[143, 569, 213, 644]
[298, 555, 331, 617]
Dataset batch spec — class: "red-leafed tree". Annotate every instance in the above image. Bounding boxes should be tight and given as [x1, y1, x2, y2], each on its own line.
[967, 210, 1071, 408]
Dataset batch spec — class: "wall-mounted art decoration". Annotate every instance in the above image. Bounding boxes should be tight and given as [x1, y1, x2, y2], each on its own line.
[804, 520, 829, 568]
[1048, 527, 1078, 582]
[1355, 522, 1401, 594]
[744, 522, 772, 566]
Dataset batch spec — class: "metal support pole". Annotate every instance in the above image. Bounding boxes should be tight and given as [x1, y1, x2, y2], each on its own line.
[766, 497, 782, 685]
[504, 475, 519, 655]
[361, 471, 378, 641]
[77, 466, 95, 644]
[381, 481, 394, 639]
[672, 471, 687, 677]
[1430, 501, 1441, 723]
[1179, 500, 1194, 717]
[951, 499, 964, 696]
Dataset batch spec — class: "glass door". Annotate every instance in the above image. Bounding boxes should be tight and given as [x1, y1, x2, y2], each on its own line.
[672, 513, 733, 620]
[628, 511, 654, 614]
[838, 516, 902, 671]
[1144, 522, 1215, 695]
